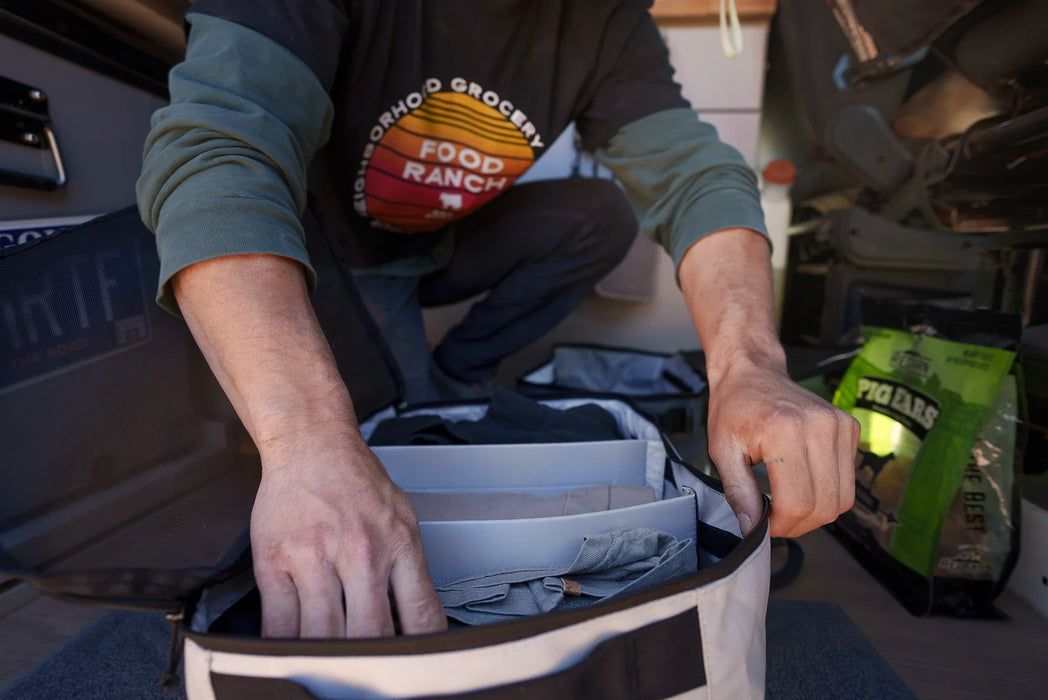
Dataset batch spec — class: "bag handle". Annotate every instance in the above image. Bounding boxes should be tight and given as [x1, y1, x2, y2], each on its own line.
[208, 608, 706, 700]
[0, 76, 67, 191]
[770, 537, 805, 590]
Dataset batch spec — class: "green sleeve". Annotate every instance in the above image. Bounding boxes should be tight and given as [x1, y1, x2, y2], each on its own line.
[594, 108, 769, 275]
[136, 14, 334, 314]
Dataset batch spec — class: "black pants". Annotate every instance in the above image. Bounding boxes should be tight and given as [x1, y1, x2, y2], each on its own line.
[355, 178, 637, 402]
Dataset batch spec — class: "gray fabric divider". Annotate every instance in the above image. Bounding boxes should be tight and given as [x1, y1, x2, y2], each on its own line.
[406, 485, 656, 522]
[373, 440, 654, 493]
[420, 493, 698, 585]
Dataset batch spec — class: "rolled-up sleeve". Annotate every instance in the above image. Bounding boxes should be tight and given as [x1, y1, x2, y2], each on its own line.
[594, 108, 769, 276]
[136, 14, 336, 314]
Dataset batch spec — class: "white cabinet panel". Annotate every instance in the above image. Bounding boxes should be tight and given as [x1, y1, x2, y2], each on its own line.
[662, 24, 770, 111]
[699, 110, 762, 167]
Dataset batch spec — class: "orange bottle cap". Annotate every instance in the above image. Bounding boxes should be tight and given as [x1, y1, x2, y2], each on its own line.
[762, 159, 796, 185]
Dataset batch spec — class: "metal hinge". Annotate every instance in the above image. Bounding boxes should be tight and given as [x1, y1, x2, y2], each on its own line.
[0, 75, 66, 191]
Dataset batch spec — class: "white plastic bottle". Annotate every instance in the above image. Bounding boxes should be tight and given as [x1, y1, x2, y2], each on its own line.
[760, 159, 796, 328]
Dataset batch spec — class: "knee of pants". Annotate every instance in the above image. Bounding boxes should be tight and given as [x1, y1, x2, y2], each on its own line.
[570, 179, 639, 272]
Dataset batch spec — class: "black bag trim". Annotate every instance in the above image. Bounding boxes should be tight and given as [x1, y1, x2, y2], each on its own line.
[210, 676, 318, 700]
[698, 522, 743, 561]
[208, 609, 705, 700]
[0, 530, 253, 613]
[183, 497, 767, 657]
[0, 567, 231, 613]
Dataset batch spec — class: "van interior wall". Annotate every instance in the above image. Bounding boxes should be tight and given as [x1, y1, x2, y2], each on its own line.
[0, 33, 165, 221]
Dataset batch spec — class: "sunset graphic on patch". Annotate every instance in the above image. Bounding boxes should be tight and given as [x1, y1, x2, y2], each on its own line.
[363, 92, 535, 232]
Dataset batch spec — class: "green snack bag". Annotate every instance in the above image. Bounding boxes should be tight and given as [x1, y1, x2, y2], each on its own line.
[934, 375, 1017, 582]
[831, 300, 1023, 616]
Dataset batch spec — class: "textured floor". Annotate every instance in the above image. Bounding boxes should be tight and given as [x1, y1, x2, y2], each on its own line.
[771, 530, 1048, 700]
[2, 475, 1046, 697]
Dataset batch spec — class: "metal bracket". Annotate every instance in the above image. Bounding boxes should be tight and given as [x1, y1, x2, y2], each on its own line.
[0, 75, 66, 190]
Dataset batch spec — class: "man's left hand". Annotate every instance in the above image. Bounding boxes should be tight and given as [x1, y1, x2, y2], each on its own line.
[678, 227, 859, 539]
[705, 358, 859, 538]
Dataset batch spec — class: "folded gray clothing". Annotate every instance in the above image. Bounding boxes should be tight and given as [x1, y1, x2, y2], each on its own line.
[406, 485, 656, 522]
[436, 527, 696, 626]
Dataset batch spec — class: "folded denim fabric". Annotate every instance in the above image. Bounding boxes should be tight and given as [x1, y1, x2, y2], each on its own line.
[407, 485, 656, 522]
[435, 527, 697, 626]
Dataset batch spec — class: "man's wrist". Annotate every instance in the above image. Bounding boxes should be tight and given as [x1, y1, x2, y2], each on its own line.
[253, 388, 363, 457]
[704, 336, 788, 391]
[677, 227, 787, 387]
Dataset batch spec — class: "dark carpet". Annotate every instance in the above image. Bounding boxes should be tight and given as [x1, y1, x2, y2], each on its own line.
[766, 598, 915, 699]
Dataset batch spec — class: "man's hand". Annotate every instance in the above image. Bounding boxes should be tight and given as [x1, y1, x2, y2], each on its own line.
[172, 254, 446, 638]
[252, 430, 445, 637]
[705, 356, 858, 538]
[679, 228, 858, 537]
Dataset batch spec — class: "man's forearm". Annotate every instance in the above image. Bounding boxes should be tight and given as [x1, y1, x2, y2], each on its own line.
[173, 253, 446, 638]
[678, 227, 785, 385]
[679, 226, 858, 538]
[172, 253, 360, 453]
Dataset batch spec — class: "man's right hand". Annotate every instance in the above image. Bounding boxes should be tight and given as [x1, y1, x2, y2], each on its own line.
[170, 254, 445, 639]
[252, 429, 446, 638]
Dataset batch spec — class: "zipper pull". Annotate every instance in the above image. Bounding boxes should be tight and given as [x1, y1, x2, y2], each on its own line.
[160, 610, 185, 693]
